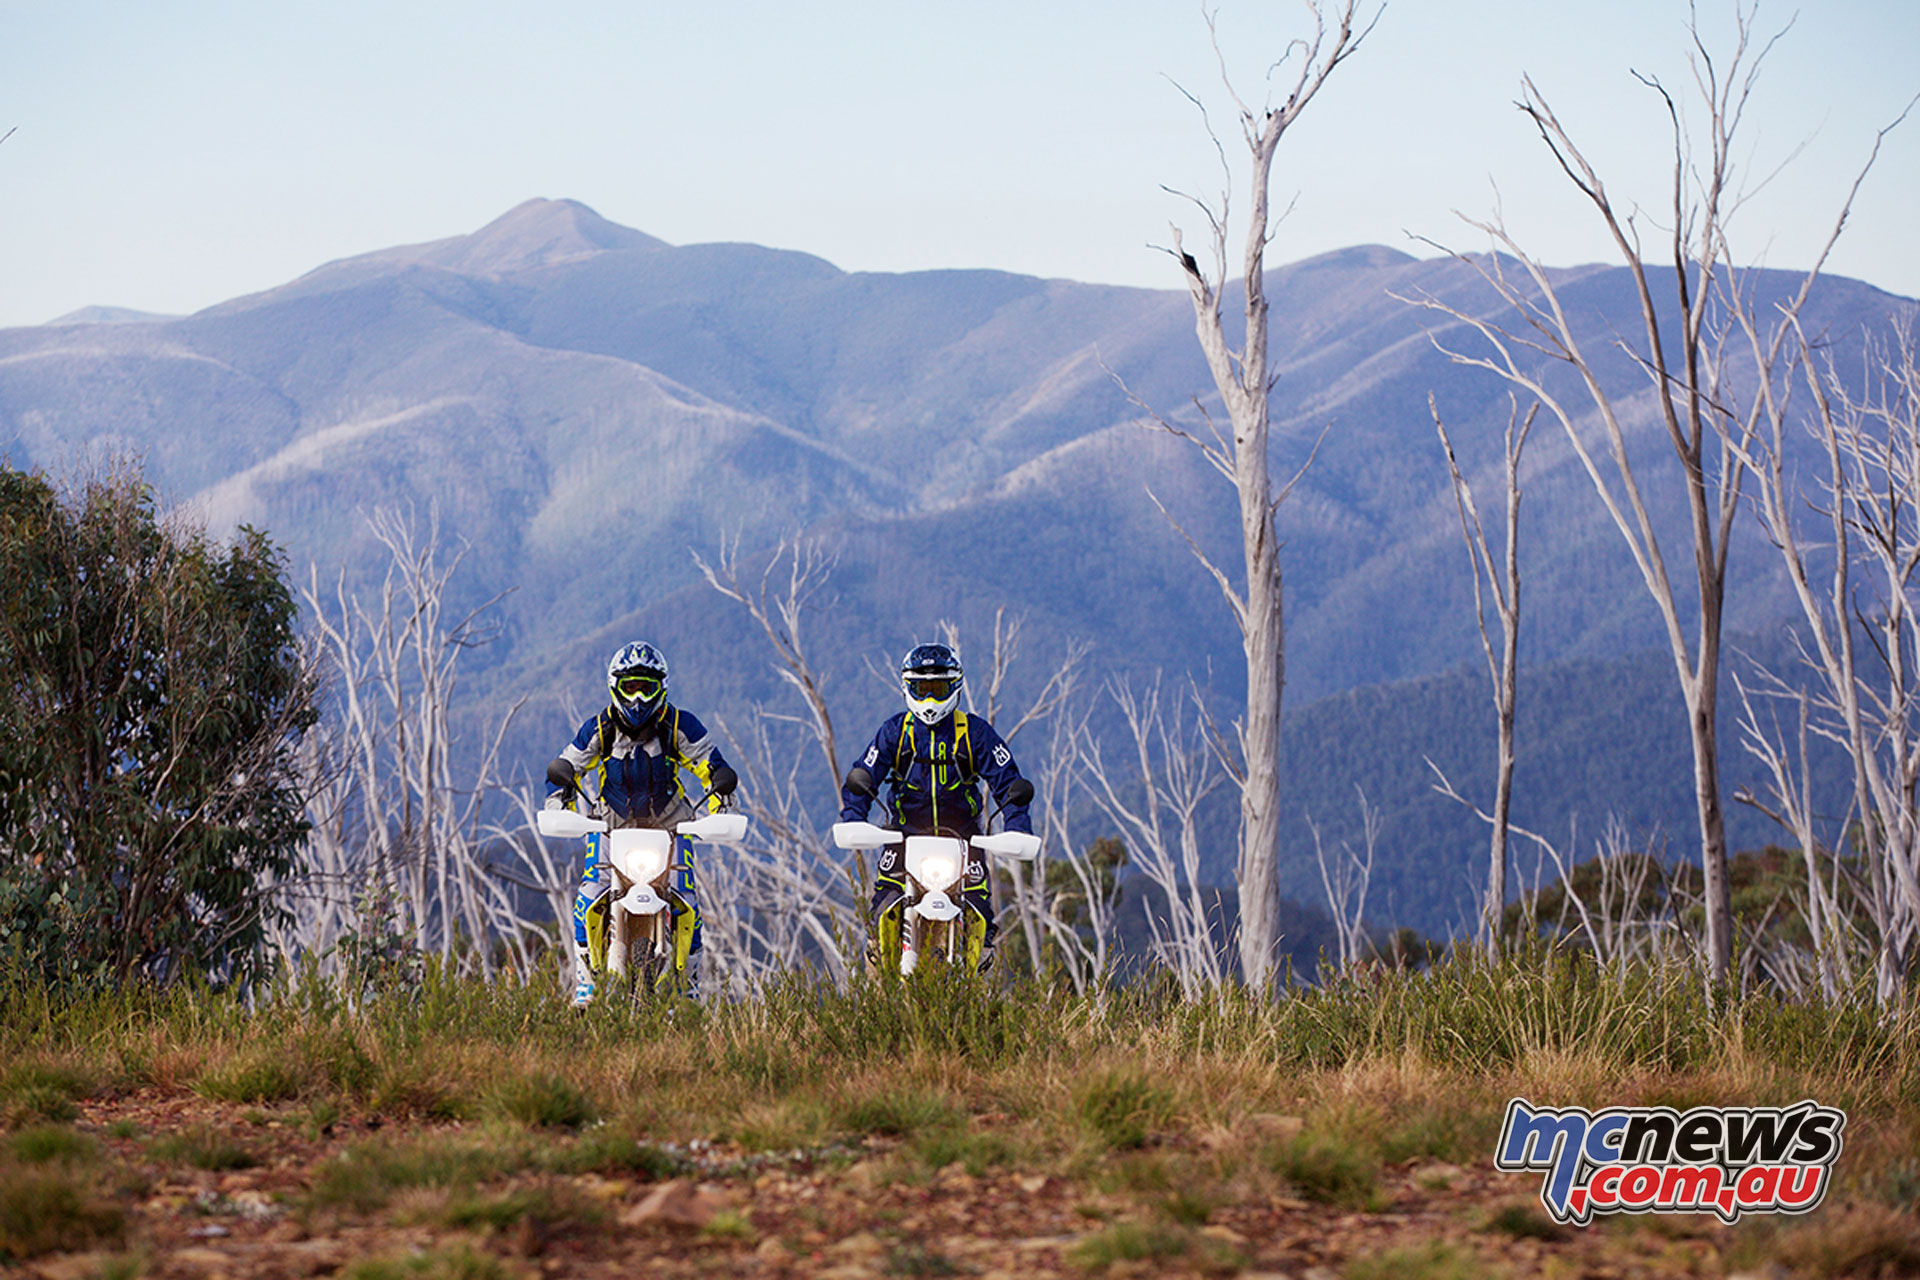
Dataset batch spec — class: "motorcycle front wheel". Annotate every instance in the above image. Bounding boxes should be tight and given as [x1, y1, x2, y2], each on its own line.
[630, 914, 669, 1003]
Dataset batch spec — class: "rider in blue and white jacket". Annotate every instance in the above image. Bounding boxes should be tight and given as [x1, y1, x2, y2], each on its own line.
[546, 641, 735, 1006]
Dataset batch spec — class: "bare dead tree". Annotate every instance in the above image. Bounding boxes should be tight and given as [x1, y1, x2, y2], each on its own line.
[1084, 679, 1231, 998]
[695, 535, 858, 990]
[1036, 702, 1121, 990]
[1012, 701, 1124, 994]
[1399, 9, 1855, 985]
[700, 705, 861, 992]
[1537, 818, 1689, 978]
[694, 534, 843, 794]
[271, 509, 540, 981]
[1736, 312, 1920, 1002]
[1309, 786, 1378, 973]
[1432, 394, 1535, 954]
[1730, 671, 1862, 1000]
[1150, 0, 1376, 992]
[1703, 79, 1918, 1001]
[1428, 761, 1704, 973]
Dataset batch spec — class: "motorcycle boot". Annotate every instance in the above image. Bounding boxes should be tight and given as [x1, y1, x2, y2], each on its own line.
[571, 946, 596, 1009]
[965, 911, 993, 974]
[571, 836, 612, 1010]
[865, 899, 907, 979]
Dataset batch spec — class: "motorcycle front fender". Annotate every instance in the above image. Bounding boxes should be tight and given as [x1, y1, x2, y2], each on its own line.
[617, 885, 669, 915]
[908, 891, 962, 923]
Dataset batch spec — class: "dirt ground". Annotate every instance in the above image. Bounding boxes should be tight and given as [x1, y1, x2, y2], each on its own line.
[0, 1087, 1797, 1280]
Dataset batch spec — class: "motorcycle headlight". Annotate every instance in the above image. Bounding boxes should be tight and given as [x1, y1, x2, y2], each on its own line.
[918, 853, 957, 890]
[906, 836, 965, 893]
[610, 830, 672, 886]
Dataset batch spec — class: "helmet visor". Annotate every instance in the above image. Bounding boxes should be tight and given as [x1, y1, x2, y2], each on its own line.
[904, 674, 959, 702]
[615, 673, 664, 703]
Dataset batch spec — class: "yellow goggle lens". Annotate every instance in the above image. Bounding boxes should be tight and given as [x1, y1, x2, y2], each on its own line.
[617, 674, 662, 699]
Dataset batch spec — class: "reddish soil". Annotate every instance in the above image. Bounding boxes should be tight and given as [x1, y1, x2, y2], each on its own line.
[8, 1090, 1774, 1280]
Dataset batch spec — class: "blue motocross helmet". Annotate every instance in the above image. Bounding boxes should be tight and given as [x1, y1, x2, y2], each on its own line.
[607, 641, 669, 730]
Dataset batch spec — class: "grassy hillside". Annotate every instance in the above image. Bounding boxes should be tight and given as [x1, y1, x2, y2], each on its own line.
[4, 962, 1916, 1277]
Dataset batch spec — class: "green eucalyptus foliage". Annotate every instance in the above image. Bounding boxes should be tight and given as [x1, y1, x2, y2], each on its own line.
[0, 460, 317, 990]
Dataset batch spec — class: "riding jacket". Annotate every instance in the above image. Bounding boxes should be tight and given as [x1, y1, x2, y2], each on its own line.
[840, 710, 1032, 838]
[549, 702, 730, 825]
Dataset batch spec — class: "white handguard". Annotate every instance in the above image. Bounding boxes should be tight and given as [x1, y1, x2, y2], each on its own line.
[537, 808, 608, 839]
[971, 831, 1041, 862]
[678, 812, 749, 845]
[832, 821, 903, 850]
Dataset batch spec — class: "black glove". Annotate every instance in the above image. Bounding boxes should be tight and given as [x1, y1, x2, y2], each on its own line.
[709, 764, 738, 797]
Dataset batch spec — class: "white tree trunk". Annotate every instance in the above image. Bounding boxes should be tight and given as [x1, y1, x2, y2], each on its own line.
[1434, 395, 1533, 955]
[1164, 0, 1372, 992]
[1396, 10, 1859, 985]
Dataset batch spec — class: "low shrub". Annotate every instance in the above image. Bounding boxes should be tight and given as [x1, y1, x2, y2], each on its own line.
[296, 1026, 379, 1094]
[914, 1127, 1018, 1177]
[0, 1060, 93, 1125]
[540, 1128, 683, 1180]
[195, 1049, 303, 1104]
[837, 1088, 963, 1140]
[1267, 1129, 1380, 1210]
[311, 1133, 529, 1214]
[488, 1072, 595, 1130]
[150, 1125, 258, 1171]
[370, 1063, 475, 1122]
[1771, 1204, 1920, 1279]
[5, 1124, 96, 1165]
[1482, 1201, 1569, 1242]
[1075, 1065, 1176, 1151]
[0, 1164, 124, 1260]
[1345, 1241, 1490, 1280]
[339, 1244, 517, 1280]
[1067, 1219, 1193, 1270]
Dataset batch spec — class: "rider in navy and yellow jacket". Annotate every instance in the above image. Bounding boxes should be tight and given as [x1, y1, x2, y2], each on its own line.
[546, 641, 735, 1006]
[840, 642, 1033, 974]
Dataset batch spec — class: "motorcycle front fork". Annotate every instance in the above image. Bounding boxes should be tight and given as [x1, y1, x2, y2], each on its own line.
[607, 887, 695, 996]
[875, 898, 987, 977]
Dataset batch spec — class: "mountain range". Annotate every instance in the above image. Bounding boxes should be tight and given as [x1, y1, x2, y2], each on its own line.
[3, 198, 1911, 934]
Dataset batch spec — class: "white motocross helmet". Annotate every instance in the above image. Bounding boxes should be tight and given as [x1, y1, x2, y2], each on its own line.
[607, 640, 669, 730]
[900, 642, 963, 726]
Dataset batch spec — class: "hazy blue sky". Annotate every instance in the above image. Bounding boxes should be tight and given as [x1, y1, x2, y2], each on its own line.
[2, 1, 1914, 329]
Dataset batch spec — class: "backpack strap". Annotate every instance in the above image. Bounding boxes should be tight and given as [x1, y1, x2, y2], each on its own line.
[663, 707, 690, 801]
[598, 704, 677, 759]
[954, 711, 974, 776]
[891, 714, 973, 776]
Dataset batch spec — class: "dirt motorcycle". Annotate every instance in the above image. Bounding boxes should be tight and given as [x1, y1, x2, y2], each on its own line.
[833, 769, 1038, 976]
[536, 801, 748, 999]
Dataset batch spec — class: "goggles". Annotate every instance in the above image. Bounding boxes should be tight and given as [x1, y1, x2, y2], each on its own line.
[616, 673, 664, 701]
[905, 675, 959, 701]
